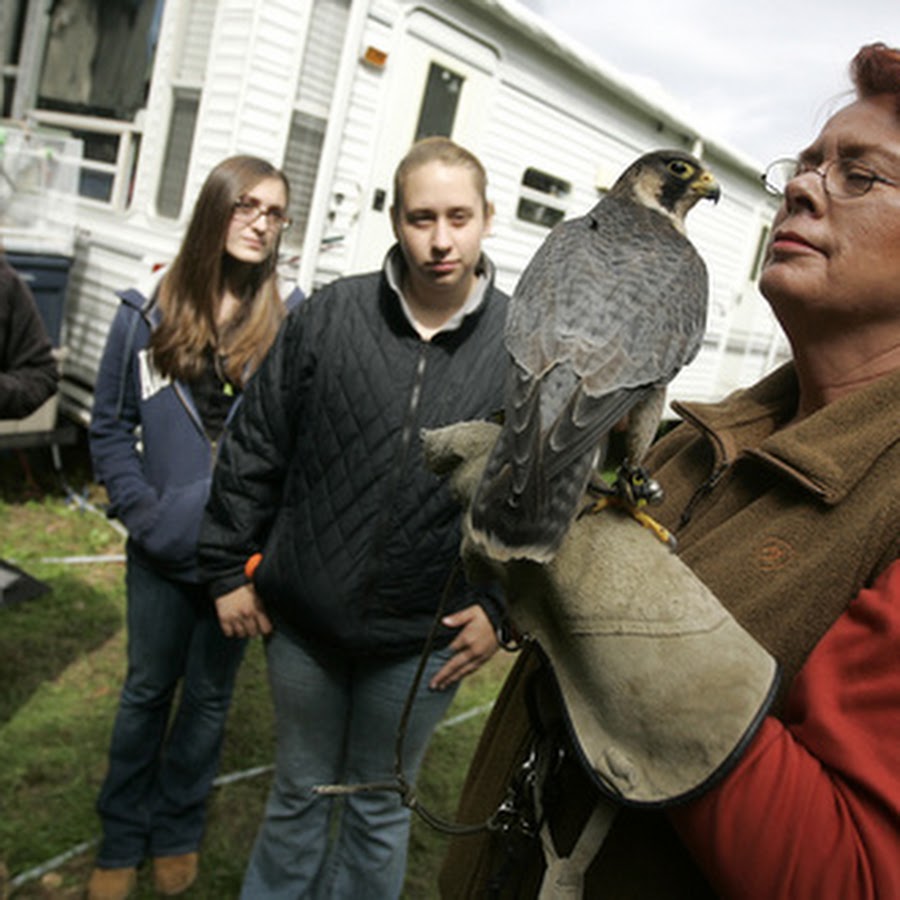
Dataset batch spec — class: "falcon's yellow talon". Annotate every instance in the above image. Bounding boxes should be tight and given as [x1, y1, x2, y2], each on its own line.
[582, 496, 613, 517]
[632, 509, 678, 550]
[581, 495, 677, 550]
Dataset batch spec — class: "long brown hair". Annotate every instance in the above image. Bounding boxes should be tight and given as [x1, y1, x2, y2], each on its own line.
[149, 155, 290, 386]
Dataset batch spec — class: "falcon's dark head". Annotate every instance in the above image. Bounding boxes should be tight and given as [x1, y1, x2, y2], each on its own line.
[612, 149, 720, 234]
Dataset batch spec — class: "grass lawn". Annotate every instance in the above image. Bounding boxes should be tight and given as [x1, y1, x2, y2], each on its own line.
[0, 434, 516, 898]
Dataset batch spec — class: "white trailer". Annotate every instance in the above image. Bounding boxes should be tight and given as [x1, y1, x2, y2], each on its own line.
[1, 0, 788, 425]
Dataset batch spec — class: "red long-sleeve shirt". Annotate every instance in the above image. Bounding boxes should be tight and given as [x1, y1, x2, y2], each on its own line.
[672, 559, 900, 898]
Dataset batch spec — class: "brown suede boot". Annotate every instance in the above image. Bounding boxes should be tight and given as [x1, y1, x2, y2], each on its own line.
[86, 866, 137, 900]
[152, 853, 198, 896]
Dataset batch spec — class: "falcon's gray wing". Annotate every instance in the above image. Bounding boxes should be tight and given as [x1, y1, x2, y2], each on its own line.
[471, 196, 707, 561]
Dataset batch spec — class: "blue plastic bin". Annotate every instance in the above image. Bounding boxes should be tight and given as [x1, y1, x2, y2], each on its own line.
[6, 252, 72, 347]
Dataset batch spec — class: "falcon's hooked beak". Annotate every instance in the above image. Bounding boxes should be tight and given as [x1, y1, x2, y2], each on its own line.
[693, 170, 721, 204]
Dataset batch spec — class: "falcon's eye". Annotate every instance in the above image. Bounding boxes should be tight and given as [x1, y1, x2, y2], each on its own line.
[667, 160, 695, 180]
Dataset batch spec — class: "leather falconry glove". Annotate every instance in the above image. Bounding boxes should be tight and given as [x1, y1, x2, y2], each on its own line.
[422, 419, 780, 809]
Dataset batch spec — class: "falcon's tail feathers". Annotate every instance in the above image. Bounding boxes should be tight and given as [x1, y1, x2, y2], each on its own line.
[467, 384, 601, 563]
[467, 446, 598, 563]
[467, 382, 655, 563]
[468, 365, 546, 550]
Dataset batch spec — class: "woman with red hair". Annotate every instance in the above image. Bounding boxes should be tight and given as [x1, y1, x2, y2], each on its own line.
[441, 42, 900, 899]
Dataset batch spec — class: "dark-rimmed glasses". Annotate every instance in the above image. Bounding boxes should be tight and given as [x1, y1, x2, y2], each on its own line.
[232, 197, 293, 231]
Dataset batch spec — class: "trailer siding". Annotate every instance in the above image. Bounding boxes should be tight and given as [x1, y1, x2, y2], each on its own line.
[2, 0, 788, 425]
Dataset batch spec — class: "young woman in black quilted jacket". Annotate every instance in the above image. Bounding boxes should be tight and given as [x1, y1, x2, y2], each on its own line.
[199, 137, 510, 900]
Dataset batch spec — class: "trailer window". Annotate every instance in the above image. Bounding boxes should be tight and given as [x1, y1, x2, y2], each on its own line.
[16, 0, 165, 210]
[516, 168, 571, 228]
[1, 0, 28, 117]
[156, 89, 200, 219]
[282, 0, 351, 249]
[284, 111, 327, 247]
[414, 63, 464, 141]
[37, 0, 163, 122]
[155, 0, 215, 218]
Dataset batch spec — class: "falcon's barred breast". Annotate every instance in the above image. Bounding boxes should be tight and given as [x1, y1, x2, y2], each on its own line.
[468, 149, 720, 562]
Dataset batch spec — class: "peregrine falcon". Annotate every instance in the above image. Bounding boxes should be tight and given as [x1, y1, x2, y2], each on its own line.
[468, 149, 719, 563]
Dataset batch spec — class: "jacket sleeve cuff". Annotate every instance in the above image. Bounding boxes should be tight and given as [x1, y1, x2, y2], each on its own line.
[471, 581, 512, 643]
[209, 571, 250, 601]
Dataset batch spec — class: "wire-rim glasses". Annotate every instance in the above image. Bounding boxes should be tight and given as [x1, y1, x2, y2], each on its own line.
[232, 197, 293, 231]
[762, 157, 900, 199]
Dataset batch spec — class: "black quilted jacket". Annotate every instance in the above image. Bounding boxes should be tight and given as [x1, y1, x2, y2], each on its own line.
[199, 263, 509, 655]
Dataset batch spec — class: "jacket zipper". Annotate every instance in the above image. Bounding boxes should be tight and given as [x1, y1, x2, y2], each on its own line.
[361, 344, 430, 607]
[171, 380, 215, 466]
[678, 460, 729, 530]
[138, 293, 213, 461]
[400, 351, 428, 461]
[673, 403, 732, 531]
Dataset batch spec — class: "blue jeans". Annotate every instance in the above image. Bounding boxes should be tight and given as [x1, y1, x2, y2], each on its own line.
[95, 547, 245, 867]
[241, 625, 458, 900]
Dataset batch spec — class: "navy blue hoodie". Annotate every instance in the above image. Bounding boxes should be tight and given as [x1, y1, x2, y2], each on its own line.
[90, 274, 302, 581]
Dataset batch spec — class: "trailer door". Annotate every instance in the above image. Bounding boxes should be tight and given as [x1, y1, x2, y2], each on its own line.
[350, 9, 499, 272]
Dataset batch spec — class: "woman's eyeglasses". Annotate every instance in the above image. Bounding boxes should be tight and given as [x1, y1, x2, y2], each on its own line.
[232, 198, 293, 231]
[762, 157, 900, 199]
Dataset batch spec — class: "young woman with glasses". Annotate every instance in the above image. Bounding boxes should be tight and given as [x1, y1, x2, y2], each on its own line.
[87, 155, 301, 900]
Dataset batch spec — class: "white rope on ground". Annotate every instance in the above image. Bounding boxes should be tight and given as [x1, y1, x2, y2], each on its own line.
[40, 554, 126, 565]
[60, 488, 129, 539]
[8, 839, 98, 891]
[7, 699, 497, 888]
[213, 764, 273, 787]
[436, 701, 494, 731]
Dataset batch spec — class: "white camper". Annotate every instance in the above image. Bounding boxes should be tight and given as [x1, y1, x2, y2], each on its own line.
[0, 0, 788, 426]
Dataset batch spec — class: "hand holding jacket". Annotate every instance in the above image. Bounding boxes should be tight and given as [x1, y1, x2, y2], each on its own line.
[215, 583, 273, 638]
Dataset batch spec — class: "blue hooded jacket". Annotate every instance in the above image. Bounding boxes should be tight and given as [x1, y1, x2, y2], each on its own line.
[89, 273, 302, 582]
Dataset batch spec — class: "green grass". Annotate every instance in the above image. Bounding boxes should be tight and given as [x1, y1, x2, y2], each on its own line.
[0, 437, 514, 898]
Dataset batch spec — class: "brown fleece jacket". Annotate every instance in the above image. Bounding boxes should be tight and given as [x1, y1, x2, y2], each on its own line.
[439, 363, 900, 899]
